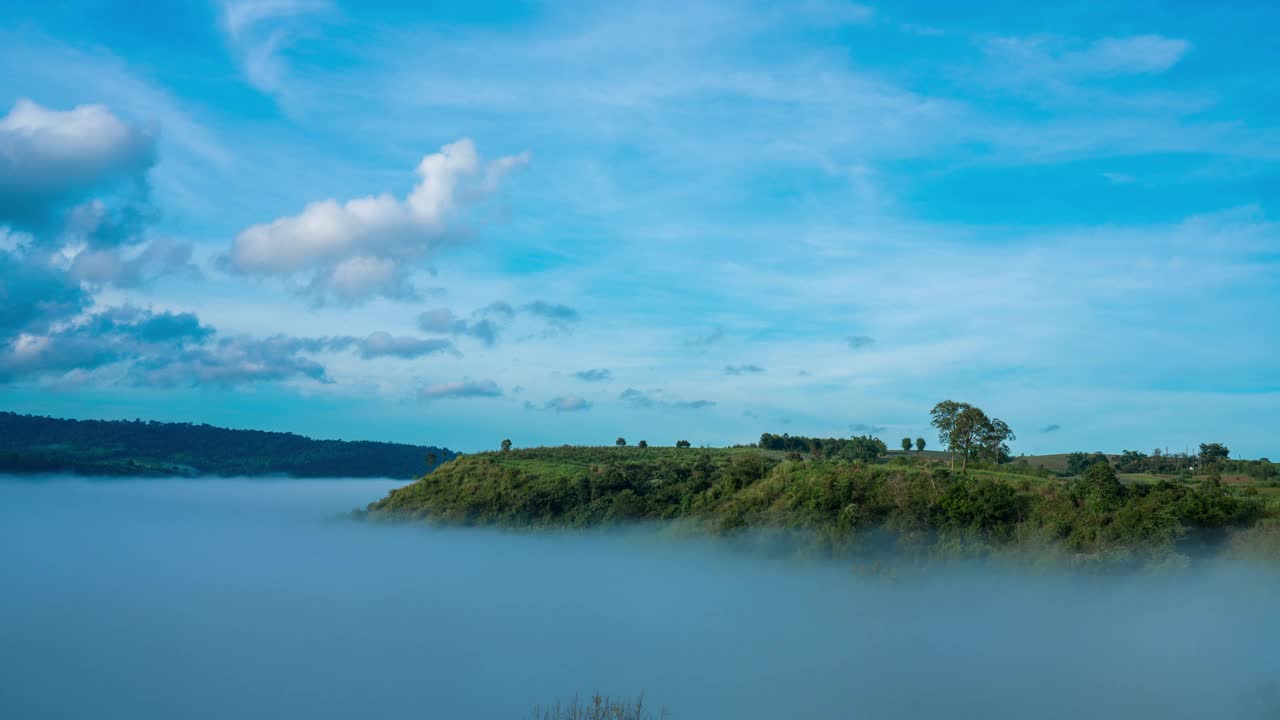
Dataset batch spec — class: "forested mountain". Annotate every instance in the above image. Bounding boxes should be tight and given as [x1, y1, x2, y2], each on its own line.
[0, 412, 453, 479]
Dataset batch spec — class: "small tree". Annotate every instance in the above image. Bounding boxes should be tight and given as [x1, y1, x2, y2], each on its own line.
[500, 439, 512, 453]
[675, 439, 691, 448]
[616, 437, 627, 446]
[901, 437, 913, 452]
[637, 440, 648, 448]
[915, 437, 926, 452]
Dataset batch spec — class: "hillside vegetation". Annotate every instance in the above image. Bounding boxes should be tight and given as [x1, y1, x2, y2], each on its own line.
[365, 444, 1280, 568]
[0, 411, 454, 479]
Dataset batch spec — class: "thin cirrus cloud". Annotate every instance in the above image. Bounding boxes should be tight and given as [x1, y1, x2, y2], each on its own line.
[218, 0, 333, 98]
[724, 364, 764, 375]
[417, 378, 503, 402]
[227, 138, 529, 304]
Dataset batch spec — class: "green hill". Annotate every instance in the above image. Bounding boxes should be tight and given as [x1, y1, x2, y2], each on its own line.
[0, 411, 454, 479]
[365, 445, 1280, 568]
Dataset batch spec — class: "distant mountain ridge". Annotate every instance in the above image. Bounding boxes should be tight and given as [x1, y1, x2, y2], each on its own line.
[0, 411, 453, 479]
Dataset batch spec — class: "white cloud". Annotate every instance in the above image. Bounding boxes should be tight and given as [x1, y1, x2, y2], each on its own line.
[219, 0, 331, 97]
[222, 0, 328, 38]
[229, 138, 529, 302]
[0, 99, 155, 226]
[981, 34, 1191, 89]
[1064, 35, 1190, 76]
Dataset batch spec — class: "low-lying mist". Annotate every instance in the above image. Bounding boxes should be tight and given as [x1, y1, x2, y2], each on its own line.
[2, 476, 1277, 719]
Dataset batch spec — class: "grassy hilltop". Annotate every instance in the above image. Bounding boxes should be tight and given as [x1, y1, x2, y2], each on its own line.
[365, 442, 1280, 568]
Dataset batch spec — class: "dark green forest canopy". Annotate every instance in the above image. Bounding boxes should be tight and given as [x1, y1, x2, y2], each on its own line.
[0, 411, 454, 478]
[365, 445, 1280, 569]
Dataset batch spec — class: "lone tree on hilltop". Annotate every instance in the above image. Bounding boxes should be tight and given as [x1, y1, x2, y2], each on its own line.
[616, 437, 627, 446]
[901, 437, 913, 452]
[930, 400, 1014, 471]
[676, 439, 692, 448]
[915, 437, 926, 452]
[500, 439, 512, 453]
[638, 440, 648, 448]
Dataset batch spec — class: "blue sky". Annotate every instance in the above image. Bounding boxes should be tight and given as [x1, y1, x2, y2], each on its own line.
[1, 0, 1277, 457]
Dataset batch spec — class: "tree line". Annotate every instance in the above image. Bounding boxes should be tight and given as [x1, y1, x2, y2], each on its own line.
[756, 433, 888, 462]
[0, 411, 454, 479]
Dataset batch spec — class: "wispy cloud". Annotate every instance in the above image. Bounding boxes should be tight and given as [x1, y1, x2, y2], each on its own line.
[724, 364, 764, 375]
[574, 368, 612, 382]
[218, 0, 332, 98]
[686, 329, 725, 347]
[417, 378, 503, 402]
[620, 388, 715, 410]
[541, 394, 592, 412]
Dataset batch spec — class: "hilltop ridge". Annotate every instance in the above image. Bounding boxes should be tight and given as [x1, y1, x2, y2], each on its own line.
[0, 411, 454, 479]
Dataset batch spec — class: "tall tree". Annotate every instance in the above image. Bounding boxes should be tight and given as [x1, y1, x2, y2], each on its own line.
[616, 437, 627, 446]
[915, 437, 926, 452]
[981, 418, 1015, 464]
[637, 440, 648, 448]
[930, 400, 971, 470]
[901, 437, 913, 452]
[500, 439, 512, 453]
[950, 405, 990, 471]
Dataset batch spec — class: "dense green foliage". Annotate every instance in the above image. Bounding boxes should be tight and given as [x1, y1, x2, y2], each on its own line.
[0, 411, 453, 478]
[757, 433, 887, 461]
[1112, 446, 1275, 480]
[366, 446, 1278, 568]
[930, 400, 1015, 468]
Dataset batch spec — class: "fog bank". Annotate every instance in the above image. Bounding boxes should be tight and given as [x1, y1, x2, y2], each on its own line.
[2, 476, 1277, 719]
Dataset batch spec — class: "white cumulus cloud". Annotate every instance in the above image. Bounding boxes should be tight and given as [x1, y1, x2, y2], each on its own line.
[229, 138, 528, 303]
[0, 99, 154, 227]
